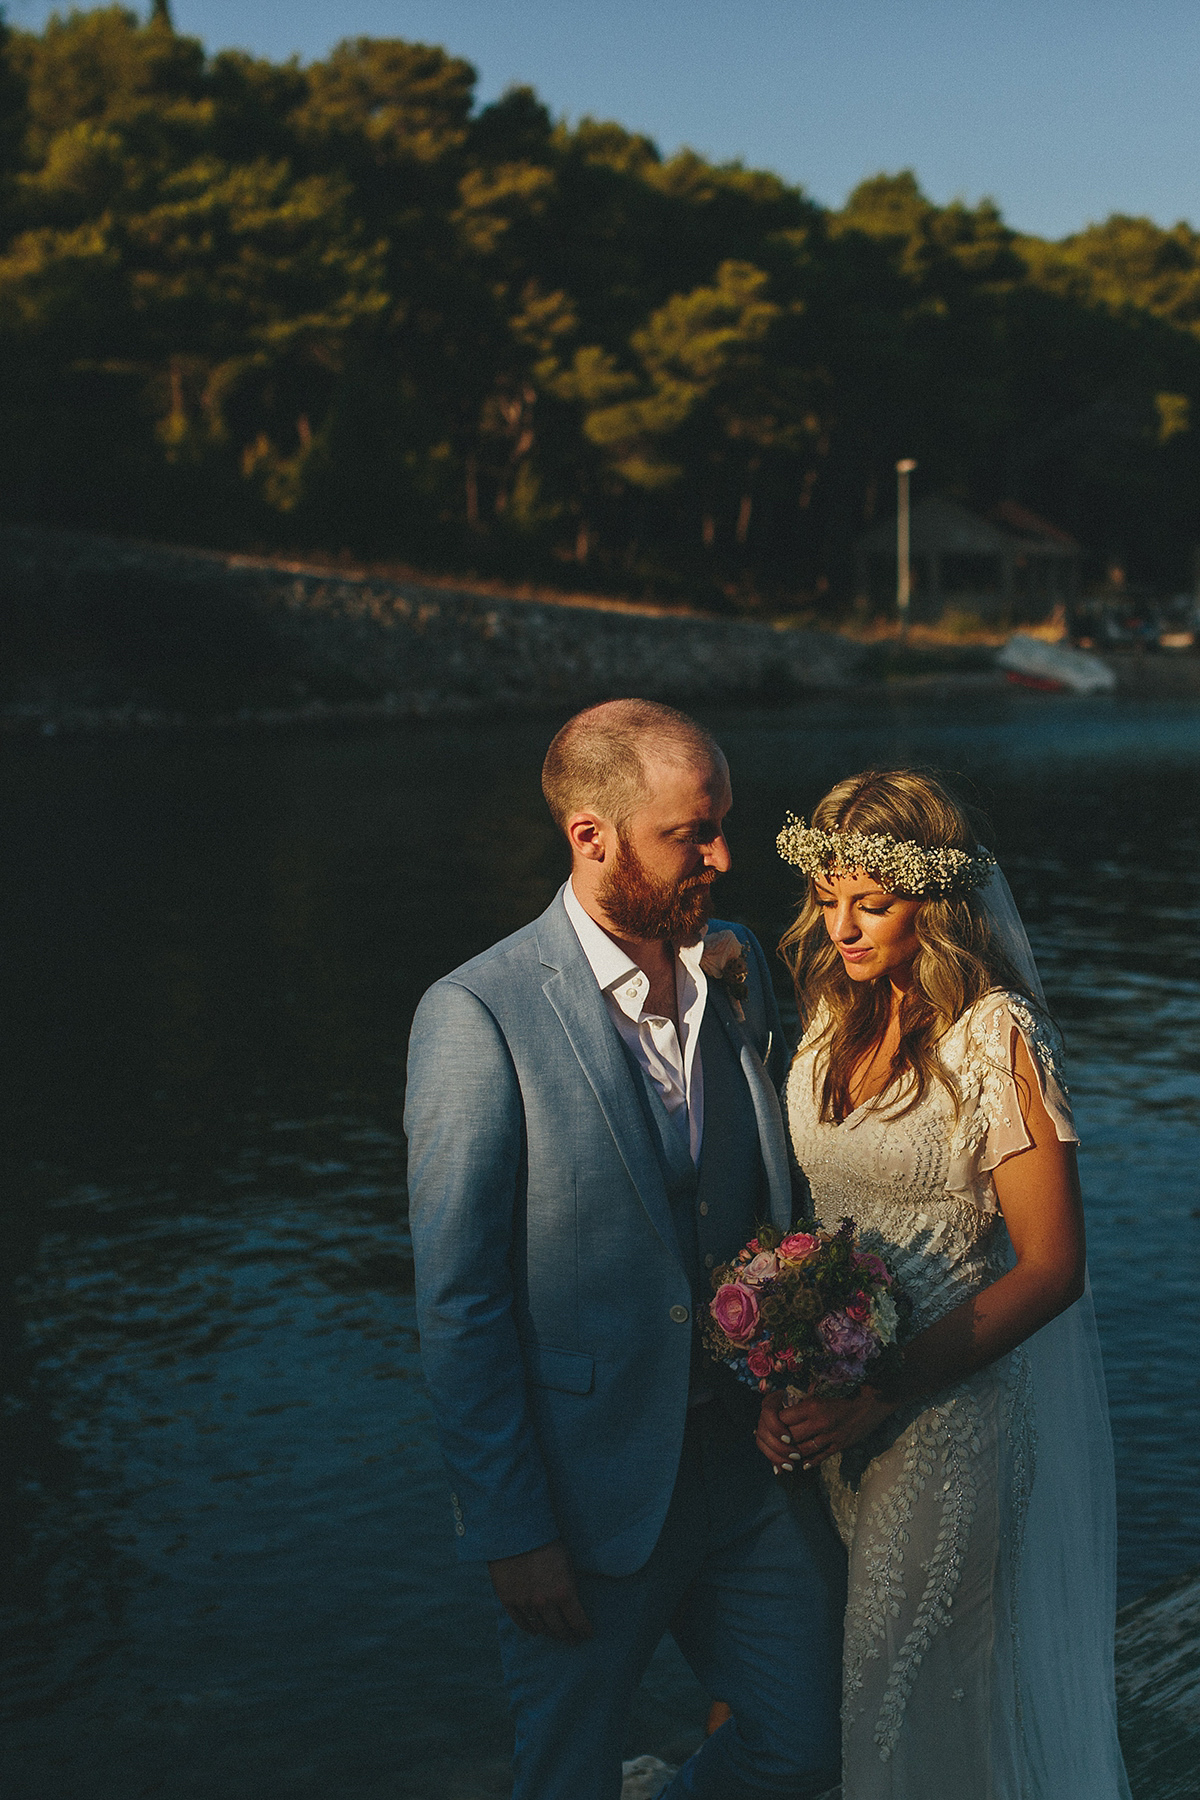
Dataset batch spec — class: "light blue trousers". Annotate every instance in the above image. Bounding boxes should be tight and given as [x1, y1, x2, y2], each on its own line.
[495, 1400, 846, 1800]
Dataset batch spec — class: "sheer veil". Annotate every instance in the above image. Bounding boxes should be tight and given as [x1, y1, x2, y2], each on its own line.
[980, 859, 1132, 1798]
[976, 860, 1047, 1008]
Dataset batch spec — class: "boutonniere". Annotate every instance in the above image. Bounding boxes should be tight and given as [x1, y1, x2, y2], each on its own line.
[700, 929, 749, 1021]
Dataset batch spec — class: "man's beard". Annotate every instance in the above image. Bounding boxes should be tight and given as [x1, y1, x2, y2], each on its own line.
[596, 834, 718, 943]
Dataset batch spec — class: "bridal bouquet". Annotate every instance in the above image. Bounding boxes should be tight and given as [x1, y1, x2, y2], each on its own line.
[702, 1218, 907, 1397]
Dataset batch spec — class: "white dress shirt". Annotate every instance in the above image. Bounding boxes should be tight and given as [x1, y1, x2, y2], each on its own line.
[563, 880, 708, 1164]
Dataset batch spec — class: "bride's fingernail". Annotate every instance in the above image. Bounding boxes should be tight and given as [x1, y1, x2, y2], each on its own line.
[779, 1462, 794, 1474]
[787, 1451, 802, 1463]
[780, 1433, 792, 1445]
[802, 1460, 813, 1471]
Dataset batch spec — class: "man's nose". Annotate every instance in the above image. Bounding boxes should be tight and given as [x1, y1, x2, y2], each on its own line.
[705, 833, 732, 873]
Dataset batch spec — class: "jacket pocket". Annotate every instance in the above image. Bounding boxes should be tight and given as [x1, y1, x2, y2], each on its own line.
[524, 1344, 594, 1395]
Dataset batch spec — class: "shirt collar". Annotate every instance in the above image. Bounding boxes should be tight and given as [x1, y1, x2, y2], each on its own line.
[563, 879, 708, 996]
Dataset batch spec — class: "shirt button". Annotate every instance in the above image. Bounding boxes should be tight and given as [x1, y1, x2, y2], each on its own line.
[626, 986, 638, 999]
[698, 1201, 709, 1216]
[704, 1253, 715, 1269]
[670, 1304, 690, 1324]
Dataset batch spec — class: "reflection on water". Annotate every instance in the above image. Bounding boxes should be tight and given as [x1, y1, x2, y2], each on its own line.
[2, 694, 1199, 1798]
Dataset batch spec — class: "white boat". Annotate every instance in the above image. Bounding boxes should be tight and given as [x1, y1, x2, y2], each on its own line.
[997, 632, 1117, 694]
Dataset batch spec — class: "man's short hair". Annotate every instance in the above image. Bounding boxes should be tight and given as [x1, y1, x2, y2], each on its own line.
[541, 699, 723, 834]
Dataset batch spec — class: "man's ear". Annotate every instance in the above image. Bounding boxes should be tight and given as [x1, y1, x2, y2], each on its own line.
[567, 810, 611, 863]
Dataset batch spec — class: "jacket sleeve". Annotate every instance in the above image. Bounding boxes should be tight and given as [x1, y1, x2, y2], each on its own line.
[404, 979, 560, 1562]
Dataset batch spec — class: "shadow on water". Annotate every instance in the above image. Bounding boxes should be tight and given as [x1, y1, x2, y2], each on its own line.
[2, 691, 1198, 1797]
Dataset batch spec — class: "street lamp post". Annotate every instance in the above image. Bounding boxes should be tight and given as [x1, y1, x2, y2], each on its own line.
[896, 458, 917, 640]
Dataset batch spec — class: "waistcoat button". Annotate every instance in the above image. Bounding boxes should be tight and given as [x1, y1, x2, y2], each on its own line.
[704, 1252, 715, 1269]
[669, 1304, 690, 1324]
[698, 1201, 709, 1216]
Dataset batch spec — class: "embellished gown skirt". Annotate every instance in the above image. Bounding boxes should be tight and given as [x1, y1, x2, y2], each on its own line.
[821, 1353, 1031, 1800]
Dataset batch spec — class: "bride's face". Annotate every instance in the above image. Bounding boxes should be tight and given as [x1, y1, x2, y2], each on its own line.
[814, 870, 923, 986]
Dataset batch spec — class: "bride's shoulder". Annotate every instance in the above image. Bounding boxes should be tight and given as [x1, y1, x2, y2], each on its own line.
[954, 986, 1042, 1031]
[792, 997, 832, 1050]
[949, 987, 1063, 1078]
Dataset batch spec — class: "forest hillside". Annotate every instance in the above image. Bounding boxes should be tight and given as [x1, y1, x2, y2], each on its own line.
[2, 6, 1199, 610]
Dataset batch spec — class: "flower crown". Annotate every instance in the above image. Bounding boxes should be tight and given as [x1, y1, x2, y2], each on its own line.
[776, 812, 996, 897]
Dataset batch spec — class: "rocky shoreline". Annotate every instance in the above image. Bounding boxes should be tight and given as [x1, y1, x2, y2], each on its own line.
[3, 524, 1199, 735]
[0, 525, 859, 733]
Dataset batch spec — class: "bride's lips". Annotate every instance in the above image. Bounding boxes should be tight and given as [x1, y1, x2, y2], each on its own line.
[838, 945, 873, 962]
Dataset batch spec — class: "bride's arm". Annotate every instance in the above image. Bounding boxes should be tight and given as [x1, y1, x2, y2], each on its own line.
[756, 1033, 1087, 1471]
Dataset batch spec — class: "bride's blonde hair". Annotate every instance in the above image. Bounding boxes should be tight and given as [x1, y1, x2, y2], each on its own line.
[779, 768, 1035, 1123]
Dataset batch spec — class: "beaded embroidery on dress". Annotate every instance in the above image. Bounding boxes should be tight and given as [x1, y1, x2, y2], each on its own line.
[786, 990, 1089, 1800]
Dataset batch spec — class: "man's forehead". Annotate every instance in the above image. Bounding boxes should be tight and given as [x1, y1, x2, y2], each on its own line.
[639, 752, 731, 813]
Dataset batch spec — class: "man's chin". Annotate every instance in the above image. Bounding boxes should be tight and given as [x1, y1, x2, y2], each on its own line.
[676, 908, 712, 946]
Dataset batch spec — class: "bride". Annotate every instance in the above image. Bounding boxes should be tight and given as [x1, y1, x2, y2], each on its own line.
[755, 769, 1130, 1800]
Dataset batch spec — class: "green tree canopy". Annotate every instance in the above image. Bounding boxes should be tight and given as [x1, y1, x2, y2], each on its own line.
[1, 8, 1198, 603]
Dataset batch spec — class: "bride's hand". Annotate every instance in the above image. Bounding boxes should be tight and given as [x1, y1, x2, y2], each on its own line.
[756, 1388, 896, 1470]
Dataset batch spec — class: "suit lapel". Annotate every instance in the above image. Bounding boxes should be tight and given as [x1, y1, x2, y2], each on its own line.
[706, 981, 794, 1233]
[536, 893, 683, 1266]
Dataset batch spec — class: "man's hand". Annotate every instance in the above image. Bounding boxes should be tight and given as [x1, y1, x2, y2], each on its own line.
[756, 1387, 897, 1470]
[488, 1540, 593, 1643]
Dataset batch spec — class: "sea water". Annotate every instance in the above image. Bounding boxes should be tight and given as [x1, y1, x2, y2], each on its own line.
[2, 692, 1198, 1797]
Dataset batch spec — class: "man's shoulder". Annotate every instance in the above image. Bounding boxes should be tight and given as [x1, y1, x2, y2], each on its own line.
[707, 917, 766, 966]
[708, 915, 751, 943]
[422, 891, 565, 1006]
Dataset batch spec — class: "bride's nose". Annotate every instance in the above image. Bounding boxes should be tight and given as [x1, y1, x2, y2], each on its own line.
[832, 904, 862, 943]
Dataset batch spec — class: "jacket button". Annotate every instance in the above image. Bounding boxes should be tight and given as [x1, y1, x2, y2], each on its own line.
[455, 1522, 465, 1537]
[704, 1252, 715, 1269]
[450, 1492, 459, 1507]
[670, 1304, 689, 1324]
[698, 1201, 709, 1216]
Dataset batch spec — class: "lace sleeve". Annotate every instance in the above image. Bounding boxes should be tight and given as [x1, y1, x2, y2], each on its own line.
[947, 993, 1078, 1200]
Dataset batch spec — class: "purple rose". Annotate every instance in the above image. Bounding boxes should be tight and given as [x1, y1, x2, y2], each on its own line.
[821, 1357, 868, 1390]
[818, 1310, 875, 1361]
[710, 1281, 760, 1344]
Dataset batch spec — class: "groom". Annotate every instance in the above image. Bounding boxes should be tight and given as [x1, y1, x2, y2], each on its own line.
[405, 699, 844, 1800]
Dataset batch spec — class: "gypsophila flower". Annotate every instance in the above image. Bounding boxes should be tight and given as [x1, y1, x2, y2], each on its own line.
[775, 813, 996, 897]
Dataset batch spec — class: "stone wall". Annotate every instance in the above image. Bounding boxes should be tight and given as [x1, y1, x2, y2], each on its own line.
[0, 526, 862, 727]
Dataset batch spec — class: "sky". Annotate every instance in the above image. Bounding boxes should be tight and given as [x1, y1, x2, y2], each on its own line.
[7, 0, 1200, 239]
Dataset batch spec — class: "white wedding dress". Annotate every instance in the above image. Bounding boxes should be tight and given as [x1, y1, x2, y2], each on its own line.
[786, 991, 1131, 1800]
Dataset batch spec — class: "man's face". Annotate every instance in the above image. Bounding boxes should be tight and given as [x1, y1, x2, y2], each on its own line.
[596, 755, 733, 943]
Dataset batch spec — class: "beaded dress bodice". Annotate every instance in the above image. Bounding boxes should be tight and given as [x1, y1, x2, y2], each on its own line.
[785, 991, 1073, 1332]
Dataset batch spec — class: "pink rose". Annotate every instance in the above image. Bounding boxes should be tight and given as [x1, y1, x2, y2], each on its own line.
[818, 1310, 875, 1361]
[746, 1344, 774, 1381]
[710, 1281, 760, 1344]
[778, 1232, 820, 1262]
[741, 1251, 779, 1287]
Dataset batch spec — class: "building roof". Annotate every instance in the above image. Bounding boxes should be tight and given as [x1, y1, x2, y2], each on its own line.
[856, 495, 1080, 559]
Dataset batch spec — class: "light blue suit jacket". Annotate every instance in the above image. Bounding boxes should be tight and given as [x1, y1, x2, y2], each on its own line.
[405, 885, 794, 1578]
